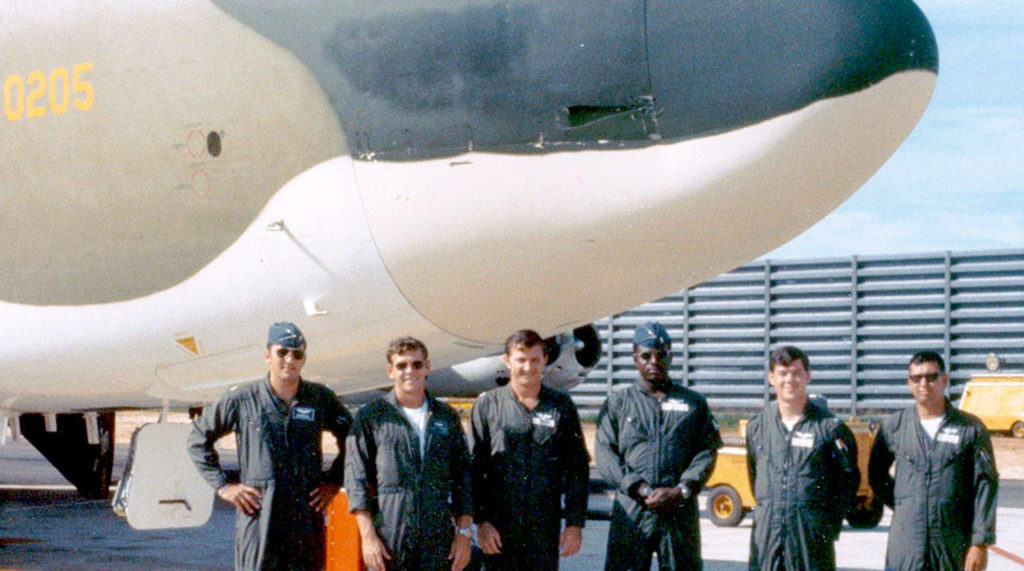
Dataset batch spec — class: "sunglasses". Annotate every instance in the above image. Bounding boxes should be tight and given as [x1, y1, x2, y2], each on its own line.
[636, 350, 670, 361]
[274, 348, 305, 360]
[393, 360, 425, 371]
[908, 372, 940, 384]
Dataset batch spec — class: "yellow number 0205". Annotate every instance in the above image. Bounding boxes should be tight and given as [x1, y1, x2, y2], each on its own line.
[5, 63, 94, 121]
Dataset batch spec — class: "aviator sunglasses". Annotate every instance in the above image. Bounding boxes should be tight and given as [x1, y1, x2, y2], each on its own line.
[636, 350, 670, 361]
[908, 372, 941, 384]
[393, 360, 426, 371]
[274, 348, 305, 360]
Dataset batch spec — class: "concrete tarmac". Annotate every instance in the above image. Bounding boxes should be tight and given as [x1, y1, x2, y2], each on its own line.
[2, 438, 1023, 569]
[2, 487, 1023, 570]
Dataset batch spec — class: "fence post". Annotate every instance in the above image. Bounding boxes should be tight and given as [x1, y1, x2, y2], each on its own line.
[682, 288, 691, 387]
[943, 251, 953, 392]
[605, 316, 617, 400]
[850, 256, 859, 417]
[762, 259, 773, 407]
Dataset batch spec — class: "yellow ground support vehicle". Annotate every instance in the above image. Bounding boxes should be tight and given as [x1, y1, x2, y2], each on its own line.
[705, 420, 881, 528]
[958, 375, 1024, 438]
[704, 444, 754, 527]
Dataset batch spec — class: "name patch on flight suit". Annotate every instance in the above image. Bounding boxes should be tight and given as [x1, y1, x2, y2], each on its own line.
[532, 412, 556, 428]
[431, 420, 449, 435]
[661, 400, 690, 413]
[292, 406, 316, 422]
[936, 426, 961, 445]
[792, 431, 815, 448]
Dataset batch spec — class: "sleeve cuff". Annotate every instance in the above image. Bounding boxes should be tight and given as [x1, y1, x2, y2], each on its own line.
[621, 474, 644, 497]
[972, 532, 995, 546]
[675, 479, 697, 499]
[565, 515, 586, 528]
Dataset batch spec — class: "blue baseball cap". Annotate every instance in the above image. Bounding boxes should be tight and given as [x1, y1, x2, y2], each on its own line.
[633, 322, 671, 349]
[268, 322, 305, 348]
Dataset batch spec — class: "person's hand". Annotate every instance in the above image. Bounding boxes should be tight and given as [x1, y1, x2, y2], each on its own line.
[448, 533, 472, 570]
[308, 482, 339, 513]
[964, 545, 987, 571]
[559, 525, 582, 557]
[478, 521, 503, 555]
[360, 532, 392, 571]
[644, 486, 684, 513]
[217, 483, 262, 515]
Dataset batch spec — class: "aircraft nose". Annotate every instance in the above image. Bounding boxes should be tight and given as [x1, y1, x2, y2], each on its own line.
[645, 0, 939, 139]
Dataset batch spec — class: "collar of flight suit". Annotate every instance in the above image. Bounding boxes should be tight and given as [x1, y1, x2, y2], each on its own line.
[259, 374, 313, 414]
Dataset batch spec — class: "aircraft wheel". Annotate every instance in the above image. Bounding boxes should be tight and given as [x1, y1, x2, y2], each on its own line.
[708, 485, 744, 527]
[1012, 421, 1024, 439]
[846, 498, 884, 529]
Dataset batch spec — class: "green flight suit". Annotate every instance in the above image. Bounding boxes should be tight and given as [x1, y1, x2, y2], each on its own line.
[595, 382, 721, 571]
[188, 376, 352, 571]
[868, 401, 998, 570]
[746, 401, 859, 571]
[344, 391, 472, 570]
[470, 384, 589, 571]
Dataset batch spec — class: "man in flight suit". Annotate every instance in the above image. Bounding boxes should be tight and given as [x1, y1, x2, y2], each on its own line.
[188, 322, 353, 570]
[471, 329, 590, 570]
[868, 350, 998, 571]
[345, 337, 473, 571]
[595, 322, 722, 570]
[746, 345, 859, 571]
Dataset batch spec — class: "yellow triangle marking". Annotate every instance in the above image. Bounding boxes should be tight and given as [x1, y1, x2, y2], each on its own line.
[176, 337, 199, 355]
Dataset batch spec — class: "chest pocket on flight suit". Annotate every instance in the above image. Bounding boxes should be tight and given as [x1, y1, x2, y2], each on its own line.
[290, 405, 320, 439]
[620, 414, 649, 453]
[531, 411, 559, 448]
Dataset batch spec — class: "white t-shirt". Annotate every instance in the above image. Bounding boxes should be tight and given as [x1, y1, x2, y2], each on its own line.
[920, 416, 943, 440]
[401, 402, 429, 458]
[782, 416, 801, 432]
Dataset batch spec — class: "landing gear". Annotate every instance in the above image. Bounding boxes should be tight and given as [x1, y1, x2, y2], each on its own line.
[20, 412, 115, 499]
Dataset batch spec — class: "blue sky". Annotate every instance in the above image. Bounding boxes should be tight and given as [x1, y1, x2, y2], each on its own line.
[767, 0, 1024, 260]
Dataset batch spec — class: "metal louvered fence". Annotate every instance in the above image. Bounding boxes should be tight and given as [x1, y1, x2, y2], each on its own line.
[571, 249, 1024, 416]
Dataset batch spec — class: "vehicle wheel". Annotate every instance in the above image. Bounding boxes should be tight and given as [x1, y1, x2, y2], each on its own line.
[708, 485, 744, 527]
[846, 498, 884, 529]
[1012, 421, 1024, 439]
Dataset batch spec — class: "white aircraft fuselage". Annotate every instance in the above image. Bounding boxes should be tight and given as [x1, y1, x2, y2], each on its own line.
[1, 0, 938, 417]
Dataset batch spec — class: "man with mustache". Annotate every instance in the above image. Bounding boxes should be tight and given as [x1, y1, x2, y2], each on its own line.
[868, 351, 998, 571]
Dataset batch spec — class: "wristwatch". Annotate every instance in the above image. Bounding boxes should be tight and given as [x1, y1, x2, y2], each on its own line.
[456, 527, 473, 538]
[676, 482, 692, 500]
